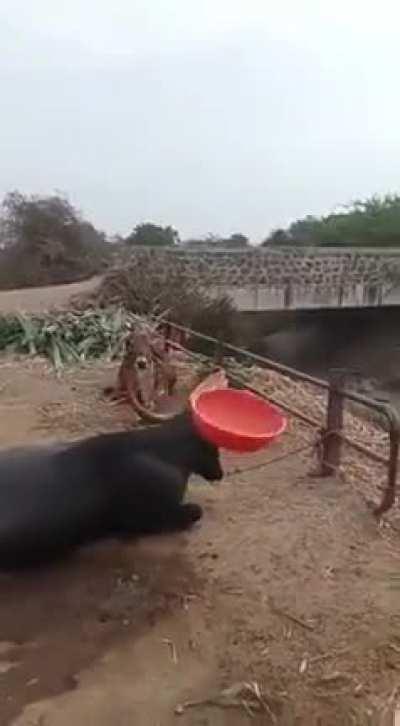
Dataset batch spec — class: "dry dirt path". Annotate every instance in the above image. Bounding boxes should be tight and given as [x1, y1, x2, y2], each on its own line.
[0, 277, 101, 314]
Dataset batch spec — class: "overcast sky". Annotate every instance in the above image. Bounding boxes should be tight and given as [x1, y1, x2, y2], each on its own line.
[1, 1, 399, 241]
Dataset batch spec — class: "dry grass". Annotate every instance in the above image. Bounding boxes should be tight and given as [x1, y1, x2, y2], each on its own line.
[224, 359, 394, 520]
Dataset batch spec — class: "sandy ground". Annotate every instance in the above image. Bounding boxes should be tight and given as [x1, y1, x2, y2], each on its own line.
[0, 281, 398, 723]
[0, 357, 396, 725]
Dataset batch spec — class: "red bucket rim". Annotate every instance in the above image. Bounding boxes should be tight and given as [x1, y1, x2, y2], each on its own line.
[190, 387, 287, 444]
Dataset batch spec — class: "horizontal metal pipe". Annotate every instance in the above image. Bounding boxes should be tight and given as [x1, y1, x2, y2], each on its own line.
[158, 321, 400, 501]
[225, 370, 322, 430]
[166, 320, 331, 389]
[339, 434, 388, 466]
[164, 320, 400, 437]
[227, 368, 389, 464]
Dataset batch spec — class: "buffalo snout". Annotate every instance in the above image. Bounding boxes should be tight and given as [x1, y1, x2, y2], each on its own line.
[196, 444, 224, 482]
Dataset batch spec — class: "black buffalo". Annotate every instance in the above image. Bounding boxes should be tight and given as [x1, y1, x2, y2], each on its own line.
[0, 413, 223, 570]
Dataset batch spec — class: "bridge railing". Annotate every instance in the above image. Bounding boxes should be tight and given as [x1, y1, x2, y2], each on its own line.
[156, 320, 400, 517]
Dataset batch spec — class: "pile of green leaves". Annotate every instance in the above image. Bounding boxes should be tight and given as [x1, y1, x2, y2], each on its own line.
[0, 308, 136, 370]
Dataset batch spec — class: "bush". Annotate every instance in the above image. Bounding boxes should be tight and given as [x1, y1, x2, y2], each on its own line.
[0, 191, 111, 289]
[74, 263, 238, 343]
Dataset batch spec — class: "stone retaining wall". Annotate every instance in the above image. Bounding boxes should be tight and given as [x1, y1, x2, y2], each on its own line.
[125, 247, 400, 310]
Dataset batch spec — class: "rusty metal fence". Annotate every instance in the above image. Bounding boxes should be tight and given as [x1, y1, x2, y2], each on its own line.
[155, 320, 400, 518]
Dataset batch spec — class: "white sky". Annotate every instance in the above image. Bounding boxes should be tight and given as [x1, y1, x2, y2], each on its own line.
[1, 0, 400, 241]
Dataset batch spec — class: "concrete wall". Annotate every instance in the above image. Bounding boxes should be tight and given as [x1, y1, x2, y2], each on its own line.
[126, 246, 400, 311]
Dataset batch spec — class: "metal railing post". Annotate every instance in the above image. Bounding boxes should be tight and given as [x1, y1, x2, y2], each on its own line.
[321, 369, 347, 476]
[162, 322, 172, 352]
[374, 406, 400, 517]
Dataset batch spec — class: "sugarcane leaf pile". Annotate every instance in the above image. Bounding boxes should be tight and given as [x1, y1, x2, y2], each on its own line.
[0, 308, 137, 370]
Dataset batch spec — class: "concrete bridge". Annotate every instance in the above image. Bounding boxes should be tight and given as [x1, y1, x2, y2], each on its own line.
[127, 246, 400, 312]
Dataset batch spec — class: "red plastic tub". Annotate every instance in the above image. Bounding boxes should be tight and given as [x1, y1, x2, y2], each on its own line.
[190, 387, 287, 453]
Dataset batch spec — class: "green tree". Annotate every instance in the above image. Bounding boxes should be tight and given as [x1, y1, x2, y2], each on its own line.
[125, 223, 179, 246]
[262, 195, 400, 247]
[262, 229, 291, 246]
